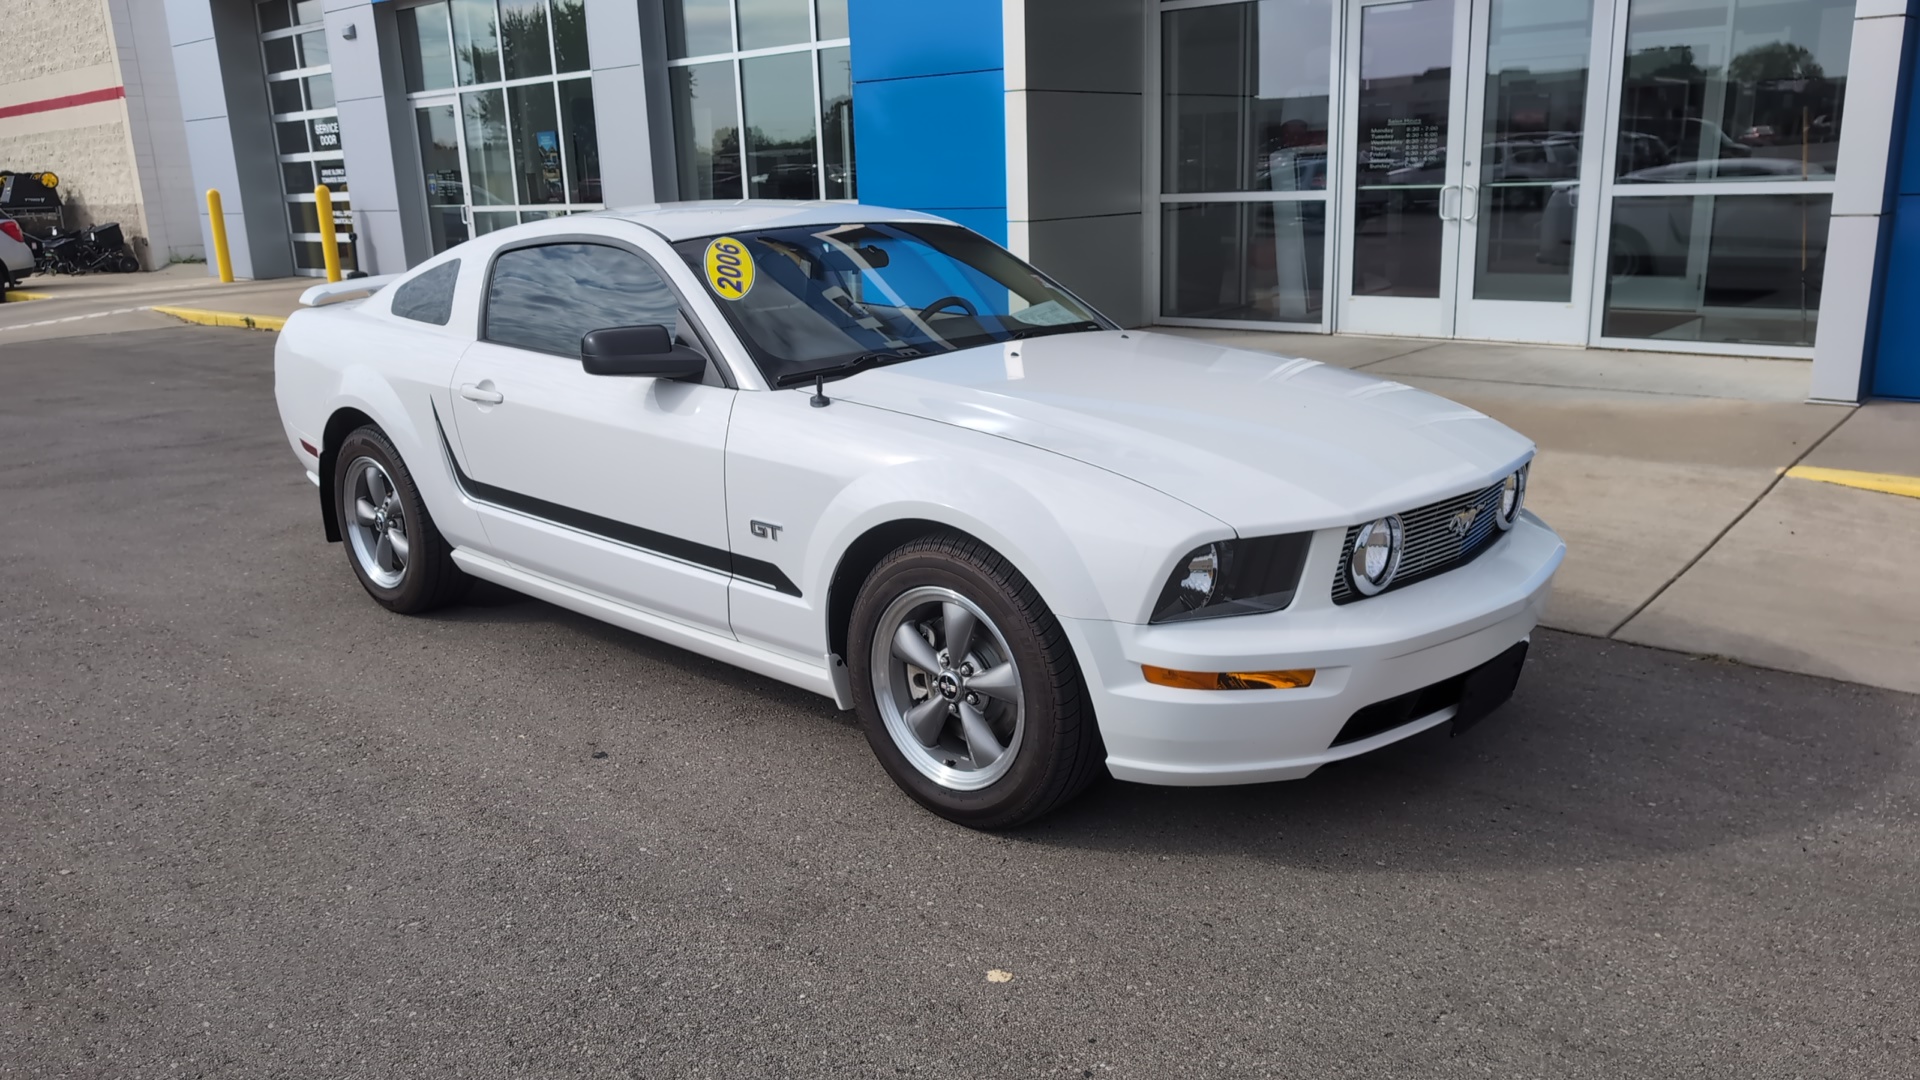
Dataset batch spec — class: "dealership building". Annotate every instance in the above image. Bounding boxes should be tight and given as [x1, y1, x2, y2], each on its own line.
[21, 0, 1920, 400]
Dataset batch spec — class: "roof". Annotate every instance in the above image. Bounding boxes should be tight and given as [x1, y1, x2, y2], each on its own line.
[593, 200, 953, 242]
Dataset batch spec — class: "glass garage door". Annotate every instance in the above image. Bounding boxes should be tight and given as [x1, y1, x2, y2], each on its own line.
[259, 0, 357, 276]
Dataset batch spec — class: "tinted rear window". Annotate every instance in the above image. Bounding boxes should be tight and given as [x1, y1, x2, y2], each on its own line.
[390, 259, 460, 325]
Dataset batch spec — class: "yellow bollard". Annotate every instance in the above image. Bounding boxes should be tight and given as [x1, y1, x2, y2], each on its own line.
[314, 184, 342, 283]
[206, 189, 234, 283]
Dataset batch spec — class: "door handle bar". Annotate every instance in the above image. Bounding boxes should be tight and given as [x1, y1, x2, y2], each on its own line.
[459, 383, 504, 405]
[1461, 185, 1479, 221]
[1437, 184, 1460, 221]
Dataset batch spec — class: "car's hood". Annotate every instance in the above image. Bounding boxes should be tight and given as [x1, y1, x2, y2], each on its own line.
[827, 330, 1533, 533]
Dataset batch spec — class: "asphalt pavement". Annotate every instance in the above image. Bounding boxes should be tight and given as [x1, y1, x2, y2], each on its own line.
[4, 326, 1918, 1078]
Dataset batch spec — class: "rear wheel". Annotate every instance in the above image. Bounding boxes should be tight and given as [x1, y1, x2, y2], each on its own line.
[848, 533, 1102, 828]
[333, 425, 468, 613]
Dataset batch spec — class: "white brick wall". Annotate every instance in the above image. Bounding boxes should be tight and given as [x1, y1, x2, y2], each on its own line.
[0, 0, 114, 83]
[0, 0, 196, 268]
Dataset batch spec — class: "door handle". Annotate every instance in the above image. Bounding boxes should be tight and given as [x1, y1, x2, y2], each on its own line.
[1438, 185, 1460, 220]
[459, 382, 504, 405]
[1461, 186, 1479, 221]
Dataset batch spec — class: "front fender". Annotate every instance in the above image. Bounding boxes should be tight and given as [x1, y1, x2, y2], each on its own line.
[723, 391, 1228, 665]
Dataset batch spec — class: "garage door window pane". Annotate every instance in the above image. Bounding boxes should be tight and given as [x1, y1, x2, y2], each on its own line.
[671, 61, 742, 199]
[265, 35, 299, 74]
[742, 51, 818, 199]
[259, 0, 293, 33]
[282, 161, 314, 195]
[1162, 201, 1326, 322]
[269, 78, 304, 115]
[1616, 0, 1853, 182]
[1602, 193, 1829, 345]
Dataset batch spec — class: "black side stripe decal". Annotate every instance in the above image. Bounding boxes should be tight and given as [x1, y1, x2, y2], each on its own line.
[432, 404, 801, 597]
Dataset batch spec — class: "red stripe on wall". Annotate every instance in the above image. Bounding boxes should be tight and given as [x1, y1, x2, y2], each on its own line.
[0, 85, 126, 121]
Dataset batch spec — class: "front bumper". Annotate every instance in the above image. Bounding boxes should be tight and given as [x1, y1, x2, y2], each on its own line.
[1064, 510, 1565, 786]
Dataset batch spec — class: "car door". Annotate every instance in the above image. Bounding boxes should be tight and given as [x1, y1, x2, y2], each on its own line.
[447, 239, 737, 633]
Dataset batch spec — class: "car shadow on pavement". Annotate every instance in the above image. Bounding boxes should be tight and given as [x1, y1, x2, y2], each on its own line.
[425, 592, 1915, 875]
[1014, 629, 1918, 874]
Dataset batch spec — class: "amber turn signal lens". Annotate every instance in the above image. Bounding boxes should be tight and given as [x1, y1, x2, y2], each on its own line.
[1142, 665, 1315, 691]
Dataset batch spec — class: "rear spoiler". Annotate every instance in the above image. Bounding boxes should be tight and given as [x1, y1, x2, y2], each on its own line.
[298, 274, 401, 308]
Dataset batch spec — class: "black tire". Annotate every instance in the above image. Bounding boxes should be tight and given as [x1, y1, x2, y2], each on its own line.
[847, 533, 1103, 829]
[333, 425, 469, 613]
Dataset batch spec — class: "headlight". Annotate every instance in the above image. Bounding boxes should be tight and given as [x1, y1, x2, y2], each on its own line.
[1347, 515, 1403, 597]
[1150, 533, 1312, 623]
[1496, 464, 1528, 530]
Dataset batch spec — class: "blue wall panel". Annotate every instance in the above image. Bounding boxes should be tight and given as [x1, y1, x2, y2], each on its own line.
[848, 0, 1006, 83]
[848, 0, 1008, 243]
[1874, 195, 1920, 398]
[1874, 17, 1920, 399]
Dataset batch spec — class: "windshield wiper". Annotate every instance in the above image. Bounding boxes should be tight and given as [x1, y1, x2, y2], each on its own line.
[1004, 321, 1107, 341]
[771, 347, 928, 389]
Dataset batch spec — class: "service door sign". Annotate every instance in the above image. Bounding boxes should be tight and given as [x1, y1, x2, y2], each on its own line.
[704, 236, 755, 300]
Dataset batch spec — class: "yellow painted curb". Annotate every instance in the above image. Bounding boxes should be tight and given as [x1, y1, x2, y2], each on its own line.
[1784, 465, 1920, 500]
[151, 305, 286, 332]
[5, 290, 52, 301]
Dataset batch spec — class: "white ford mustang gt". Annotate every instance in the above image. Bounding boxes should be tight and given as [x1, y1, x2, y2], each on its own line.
[274, 201, 1565, 828]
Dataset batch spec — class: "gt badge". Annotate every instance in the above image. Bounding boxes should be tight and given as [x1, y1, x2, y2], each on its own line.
[704, 236, 756, 301]
[749, 519, 783, 541]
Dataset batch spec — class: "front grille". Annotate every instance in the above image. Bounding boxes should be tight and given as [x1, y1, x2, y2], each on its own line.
[1331, 479, 1508, 604]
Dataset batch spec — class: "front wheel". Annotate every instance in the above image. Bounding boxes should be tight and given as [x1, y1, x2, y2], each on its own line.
[333, 425, 468, 613]
[848, 534, 1102, 828]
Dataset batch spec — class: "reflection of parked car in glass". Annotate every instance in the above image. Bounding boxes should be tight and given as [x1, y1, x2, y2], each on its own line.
[1620, 116, 1750, 164]
[1537, 159, 1831, 282]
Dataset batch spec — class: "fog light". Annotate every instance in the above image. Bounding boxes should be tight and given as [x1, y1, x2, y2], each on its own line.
[1143, 665, 1316, 691]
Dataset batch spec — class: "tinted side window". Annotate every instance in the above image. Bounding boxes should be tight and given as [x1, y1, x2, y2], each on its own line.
[484, 243, 680, 356]
[390, 259, 461, 325]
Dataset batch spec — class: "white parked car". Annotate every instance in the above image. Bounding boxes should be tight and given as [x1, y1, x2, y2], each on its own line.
[274, 202, 1564, 827]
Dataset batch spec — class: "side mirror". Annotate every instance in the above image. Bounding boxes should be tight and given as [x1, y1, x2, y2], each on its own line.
[580, 324, 707, 380]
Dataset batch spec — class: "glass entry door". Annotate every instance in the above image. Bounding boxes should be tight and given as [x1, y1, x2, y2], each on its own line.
[1337, 0, 1604, 342]
[414, 100, 470, 253]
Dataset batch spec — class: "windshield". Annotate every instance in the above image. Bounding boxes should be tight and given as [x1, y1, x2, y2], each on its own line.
[672, 222, 1110, 386]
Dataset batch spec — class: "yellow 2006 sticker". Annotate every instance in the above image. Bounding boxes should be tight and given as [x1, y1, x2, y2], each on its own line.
[704, 236, 756, 300]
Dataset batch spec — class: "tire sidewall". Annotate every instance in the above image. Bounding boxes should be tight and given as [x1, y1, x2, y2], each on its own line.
[848, 549, 1067, 827]
[334, 427, 431, 612]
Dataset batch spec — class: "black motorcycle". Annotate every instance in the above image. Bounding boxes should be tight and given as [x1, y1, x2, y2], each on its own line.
[34, 222, 140, 275]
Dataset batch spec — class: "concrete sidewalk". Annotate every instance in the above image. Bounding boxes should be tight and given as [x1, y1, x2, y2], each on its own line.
[1168, 328, 1919, 694]
[0, 265, 313, 343]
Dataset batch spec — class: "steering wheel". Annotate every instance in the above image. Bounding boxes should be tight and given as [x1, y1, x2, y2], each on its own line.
[916, 295, 978, 321]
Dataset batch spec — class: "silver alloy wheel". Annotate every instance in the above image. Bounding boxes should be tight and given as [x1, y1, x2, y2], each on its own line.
[344, 456, 410, 590]
[870, 585, 1025, 791]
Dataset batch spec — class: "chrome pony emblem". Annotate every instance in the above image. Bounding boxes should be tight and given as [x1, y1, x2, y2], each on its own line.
[1447, 506, 1479, 539]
